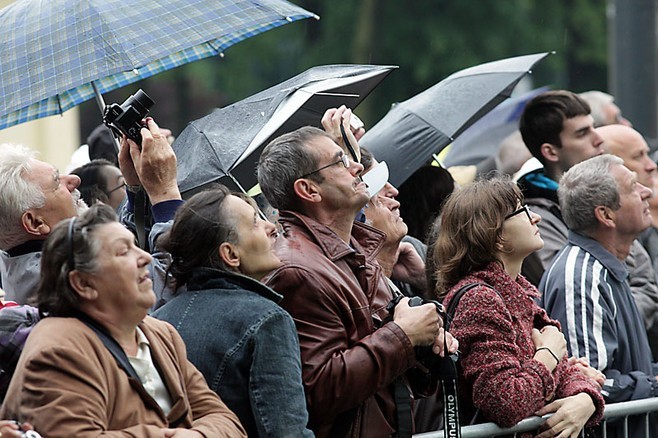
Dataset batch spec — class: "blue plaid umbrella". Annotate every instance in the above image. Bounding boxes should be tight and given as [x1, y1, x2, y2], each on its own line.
[0, 0, 317, 130]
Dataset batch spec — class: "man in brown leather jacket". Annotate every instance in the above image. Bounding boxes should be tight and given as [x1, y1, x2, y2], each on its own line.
[257, 126, 458, 437]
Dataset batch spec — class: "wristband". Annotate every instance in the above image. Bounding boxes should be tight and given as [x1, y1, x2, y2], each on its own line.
[126, 184, 142, 194]
[535, 346, 560, 365]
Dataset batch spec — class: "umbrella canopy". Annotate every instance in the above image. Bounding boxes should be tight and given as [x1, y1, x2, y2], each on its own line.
[441, 87, 549, 167]
[0, 0, 317, 130]
[173, 64, 397, 195]
[359, 52, 552, 186]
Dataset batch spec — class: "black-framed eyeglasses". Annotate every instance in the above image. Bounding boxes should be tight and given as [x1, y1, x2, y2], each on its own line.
[106, 182, 127, 196]
[299, 154, 350, 179]
[505, 204, 533, 221]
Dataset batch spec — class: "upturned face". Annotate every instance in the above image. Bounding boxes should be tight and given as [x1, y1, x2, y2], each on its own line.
[498, 203, 544, 260]
[364, 192, 408, 244]
[555, 115, 605, 172]
[81, 222, 155, 320]
[224, 195, 281, 281]
[611, 164, 653, 238]
[362, 159, 407, 244]
[25, 159, 87, 233]
[100, 165, 126, 210]
[304, 136, 369, 215]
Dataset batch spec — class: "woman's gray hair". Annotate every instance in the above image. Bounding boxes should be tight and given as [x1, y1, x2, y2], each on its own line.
[256, 126, 330, 211]
[37, 204, 117, 317]
[558, 154, 624, 234]
[0, 143, 47, 250]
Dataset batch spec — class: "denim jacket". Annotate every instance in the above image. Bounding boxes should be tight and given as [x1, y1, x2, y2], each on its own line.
[153, 268, 313, 437]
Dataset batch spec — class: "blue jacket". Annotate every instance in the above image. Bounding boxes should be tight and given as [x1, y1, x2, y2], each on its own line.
[540, 231, 658, 436]
[153, 268, 312, 437]
[541, 231, 658, 400]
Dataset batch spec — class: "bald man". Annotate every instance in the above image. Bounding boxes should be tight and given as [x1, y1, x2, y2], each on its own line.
[598, 124, 658, 360]
[599, 124, 656, 188]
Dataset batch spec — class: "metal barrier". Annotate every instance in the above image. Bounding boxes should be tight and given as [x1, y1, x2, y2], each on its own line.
[414, 397, 658, 438]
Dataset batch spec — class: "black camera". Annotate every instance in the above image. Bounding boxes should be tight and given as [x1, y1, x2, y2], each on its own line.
[103, 89, 154, 145]
[386, 295, 454, 378]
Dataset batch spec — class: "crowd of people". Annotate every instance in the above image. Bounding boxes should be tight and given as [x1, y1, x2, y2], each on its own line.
[0, 88, 656, 438]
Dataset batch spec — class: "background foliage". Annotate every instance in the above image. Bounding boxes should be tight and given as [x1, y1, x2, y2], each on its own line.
[78, 0, 608, 140]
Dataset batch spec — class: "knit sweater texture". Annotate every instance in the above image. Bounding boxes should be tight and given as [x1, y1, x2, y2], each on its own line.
[442, 262, 604, 435]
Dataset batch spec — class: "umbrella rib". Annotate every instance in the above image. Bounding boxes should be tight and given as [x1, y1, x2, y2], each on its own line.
[205, 40, 225, 57]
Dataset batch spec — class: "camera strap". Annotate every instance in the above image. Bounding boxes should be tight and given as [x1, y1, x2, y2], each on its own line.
[75, 312, 141, 383]
[134, 188, 148, 250]
[440, 282, 499, 436]
[383, 279, 415, 437]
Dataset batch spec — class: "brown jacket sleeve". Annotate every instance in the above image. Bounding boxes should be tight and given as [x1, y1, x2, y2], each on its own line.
[267, 264, 416, 423]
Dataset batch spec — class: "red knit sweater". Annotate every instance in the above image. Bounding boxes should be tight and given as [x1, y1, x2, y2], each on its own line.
[443, 262, 604, 434]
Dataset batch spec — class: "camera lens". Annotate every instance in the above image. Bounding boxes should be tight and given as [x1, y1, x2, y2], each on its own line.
[127, 89, 154, 115]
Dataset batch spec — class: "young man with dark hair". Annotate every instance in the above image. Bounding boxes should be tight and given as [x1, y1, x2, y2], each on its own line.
[516, 90, 604, 284]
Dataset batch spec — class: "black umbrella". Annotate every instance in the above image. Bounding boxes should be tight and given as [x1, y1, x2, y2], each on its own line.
[359, 52, 552, 186]
[173, 64, 397, 195]
[441, 87, 548, 167]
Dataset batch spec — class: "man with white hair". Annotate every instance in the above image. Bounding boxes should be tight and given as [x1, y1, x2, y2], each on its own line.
[578, 90, 632, 128]
[600, 124, 658, 359]
[0, 144, 87, 304]
[0, 118, 180, 305]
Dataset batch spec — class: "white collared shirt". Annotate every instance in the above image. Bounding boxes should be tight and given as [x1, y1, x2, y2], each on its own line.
[128, 327, 173, 415]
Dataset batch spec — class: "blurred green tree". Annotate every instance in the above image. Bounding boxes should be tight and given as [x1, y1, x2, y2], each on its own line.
[78, 0, 607, 141]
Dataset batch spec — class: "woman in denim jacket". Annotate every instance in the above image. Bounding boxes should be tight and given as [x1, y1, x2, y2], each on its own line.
[153, 185, 313, 437]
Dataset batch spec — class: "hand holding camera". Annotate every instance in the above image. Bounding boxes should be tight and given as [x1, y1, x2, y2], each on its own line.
[387, 295, 459, 379]
[389, 296, 444, 348]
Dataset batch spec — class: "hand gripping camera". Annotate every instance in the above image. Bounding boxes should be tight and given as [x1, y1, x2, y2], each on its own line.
[386, 295, 455, 378]
[103, 89, 154, 145]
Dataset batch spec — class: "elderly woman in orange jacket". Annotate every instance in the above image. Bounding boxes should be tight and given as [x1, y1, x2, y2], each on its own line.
[0, 204, 245, 437]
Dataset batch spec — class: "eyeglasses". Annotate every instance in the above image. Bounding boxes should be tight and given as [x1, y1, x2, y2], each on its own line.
[106, 182, 127, 196]
[505, 204, 533, 222]
[299, 154, 350, 179]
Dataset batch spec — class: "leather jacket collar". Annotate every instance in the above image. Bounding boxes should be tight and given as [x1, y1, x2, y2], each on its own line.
[279, 210, 385, 265]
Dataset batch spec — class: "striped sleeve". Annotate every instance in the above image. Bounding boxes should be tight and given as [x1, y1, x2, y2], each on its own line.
[557, 246, 616, 370]
[542, 246, 658, 402]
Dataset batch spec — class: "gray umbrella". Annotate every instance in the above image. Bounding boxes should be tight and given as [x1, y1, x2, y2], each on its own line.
[173, 64, 396, 195]
[359, 52, 552, 186]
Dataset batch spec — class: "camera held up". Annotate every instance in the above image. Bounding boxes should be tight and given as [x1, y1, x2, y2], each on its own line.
[103, 89, 154, 145]
[385, 295, 456, 378]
